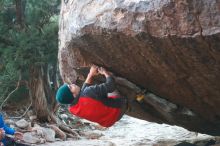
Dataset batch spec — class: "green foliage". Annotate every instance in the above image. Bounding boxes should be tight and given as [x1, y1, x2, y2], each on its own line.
[0, 0, 60, 101]
[0, 61, 18, 89]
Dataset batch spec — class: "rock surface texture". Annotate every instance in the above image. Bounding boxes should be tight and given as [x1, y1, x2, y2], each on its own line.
[58, 0, 220, 135]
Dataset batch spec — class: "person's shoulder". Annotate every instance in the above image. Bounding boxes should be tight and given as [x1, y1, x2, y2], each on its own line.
[83, 85, 94, 91]
[81, 84, 97, 94]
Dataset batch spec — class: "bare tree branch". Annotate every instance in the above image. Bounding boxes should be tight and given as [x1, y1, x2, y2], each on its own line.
[10, 101, 32, 119]
[0, 87, 9, 100]
[0, 73, 22, 110]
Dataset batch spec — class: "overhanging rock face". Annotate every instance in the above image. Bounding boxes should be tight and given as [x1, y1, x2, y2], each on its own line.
[58, 0, 220, 135]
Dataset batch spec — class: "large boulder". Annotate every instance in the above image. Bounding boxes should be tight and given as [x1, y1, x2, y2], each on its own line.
[58, 0, 220, 135]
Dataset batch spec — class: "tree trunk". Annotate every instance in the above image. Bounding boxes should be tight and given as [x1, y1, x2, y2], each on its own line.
[29, 65, 50, 121]
[49, 63, 60, 109]
[28, 63, 59, 122]
[15, 0, 25, 28]
[42, 64, 57, 111]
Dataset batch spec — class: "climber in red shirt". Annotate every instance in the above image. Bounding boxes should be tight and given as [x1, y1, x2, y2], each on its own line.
[56, 65, 127, 127]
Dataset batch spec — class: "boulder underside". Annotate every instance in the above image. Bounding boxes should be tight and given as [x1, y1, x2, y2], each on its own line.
[58, 0, 220, 135]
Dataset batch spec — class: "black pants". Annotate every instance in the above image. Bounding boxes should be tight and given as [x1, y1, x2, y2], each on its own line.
[5, 137, 30, 146]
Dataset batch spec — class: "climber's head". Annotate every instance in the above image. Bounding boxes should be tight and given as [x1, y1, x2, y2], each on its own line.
[56, 83, 80, 104]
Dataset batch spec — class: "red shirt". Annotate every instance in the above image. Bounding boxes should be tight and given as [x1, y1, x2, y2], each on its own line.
[69, 96, 121, 127]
